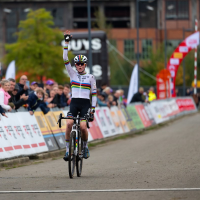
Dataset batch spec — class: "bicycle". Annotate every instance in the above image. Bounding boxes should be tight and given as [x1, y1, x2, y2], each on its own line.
[57, 111, 90, 179]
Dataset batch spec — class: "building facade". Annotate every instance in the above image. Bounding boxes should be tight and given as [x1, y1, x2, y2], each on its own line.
[0, 0, 199, 60]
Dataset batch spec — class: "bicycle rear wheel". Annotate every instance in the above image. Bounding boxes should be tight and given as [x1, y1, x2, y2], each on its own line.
[69, 131, 76, 179]
[76, 131, 83, 177]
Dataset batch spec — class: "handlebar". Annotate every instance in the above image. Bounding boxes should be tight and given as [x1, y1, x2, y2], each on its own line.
[57, 113, 90, 129]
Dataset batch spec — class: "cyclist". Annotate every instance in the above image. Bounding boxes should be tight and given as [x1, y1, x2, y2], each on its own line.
[63, 30, 97, 161]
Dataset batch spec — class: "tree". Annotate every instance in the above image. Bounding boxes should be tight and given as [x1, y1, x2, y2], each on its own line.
[2, 8, 73, 83]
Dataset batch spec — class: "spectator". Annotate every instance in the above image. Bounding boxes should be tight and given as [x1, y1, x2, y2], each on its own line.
[148, 87, 157, 102]
[97, 93, 108, 107]
[113, 90, 121, 106]
[28, 81, 38, 94]
[16, 75, 29, 101]
[27, 88, 44, 115]
[48, 90, 57, 108]
[38, 92, 50, 115]
[8, 83, 28, 110]
[53, 85, 58, 94]
[44, 93, 49, 106]
[131, 87, 145, 103]
[100, 82, 107, 93]
[101, 87, 111, 101]
[55, 85, 67, 108]
[107, 94, 116, 107]
[64, 84, 71, 98]
[186, 89, 190, 96]
[45, 80, 54, 97]
[0, 80, 12, 111]
[189, 87, 194, 96]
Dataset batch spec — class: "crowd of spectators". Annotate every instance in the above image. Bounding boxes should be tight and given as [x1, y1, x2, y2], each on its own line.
[0, 78, 128, 117]
[96, 83, 126, 108]
[6, 76, 199, 117]
[0, 75, 72, 116]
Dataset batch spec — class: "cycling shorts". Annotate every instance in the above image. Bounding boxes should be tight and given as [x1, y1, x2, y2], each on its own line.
[67, 98, 91, 119]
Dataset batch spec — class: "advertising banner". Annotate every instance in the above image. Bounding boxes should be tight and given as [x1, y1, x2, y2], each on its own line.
[121, 106, 136, 131]
[126, 104, 145, 130]
[87, 130, 93, 142]
[95, 107, 112, 137]
[116, 108, 130, 132]
[34, 111, 59, 151]
[0, 121, 16, 159]
[89, 118, 104, 140]
[143, 104, 156, 125]
[127, 64, 138, 104]
[176, 98, 197, 112]
[167, 99, 180, 117]
[17, 112, 48, 154]
[148, 101, 169, 124]
[134, 104, 152, 127]
[44, 112, 65, 149]
[1, 113, 26, 156]
[110, 107, 124, 134]
[53, 110, 66, 134]
[167, 32, 200, 96]
[101, 107, 117, 135]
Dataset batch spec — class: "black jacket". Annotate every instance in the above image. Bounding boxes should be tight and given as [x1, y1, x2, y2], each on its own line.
[8, 91, 27, 110]
[16, 83, 28, 102]
[27, 92, 41, 112]
[0, 105, 5, 115]
[131, 92, 145, 103]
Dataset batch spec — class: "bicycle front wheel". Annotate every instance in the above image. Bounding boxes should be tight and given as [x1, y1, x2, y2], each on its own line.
[76, 131, 83, 177]
[69, 131, 76, 179]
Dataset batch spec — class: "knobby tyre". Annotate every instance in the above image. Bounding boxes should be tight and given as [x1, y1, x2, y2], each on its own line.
[68, 131, 76, 179]
[76, 130, 83, 177]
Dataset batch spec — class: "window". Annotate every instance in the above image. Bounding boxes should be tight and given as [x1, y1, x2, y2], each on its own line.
[46, 8, 64, 28]
[105, 6, 130, 18]
[166, 0, 189, 19]
[105, 6, 130, 28]
[124, 40, 135, 60]
[139, 0, 157, 28]
[141, 39, 152, 59]
[106, 20, 130, 28]
[166, 40, 182, 53]
[73, 6, 98, 18]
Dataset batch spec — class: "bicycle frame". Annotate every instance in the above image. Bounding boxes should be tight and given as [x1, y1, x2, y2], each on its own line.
[57, 112, 90, 158]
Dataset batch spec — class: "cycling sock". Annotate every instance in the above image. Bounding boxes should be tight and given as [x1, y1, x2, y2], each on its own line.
[83, 140, 88, 148]
[66, 140, 69, 153]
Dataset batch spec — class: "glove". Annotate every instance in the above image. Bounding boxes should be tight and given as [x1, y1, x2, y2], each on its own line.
[89, 113, 94, 122]
[89, 108, 95, 122]
[64, 34, 72, 42]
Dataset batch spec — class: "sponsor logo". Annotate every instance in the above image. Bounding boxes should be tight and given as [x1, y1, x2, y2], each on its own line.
[170, 58, 179, 65]
[62, 38, 102, 51]
[187, 39, 198, 45]
[174, 52, 183, 59]
[179, 46, 188, 53]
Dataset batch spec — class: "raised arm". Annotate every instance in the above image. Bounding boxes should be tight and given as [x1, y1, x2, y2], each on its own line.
[63, 30, 76, 78]
[90, 75, 97, 112]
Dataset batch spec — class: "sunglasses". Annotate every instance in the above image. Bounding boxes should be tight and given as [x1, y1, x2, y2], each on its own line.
[76, 63, 85, 66]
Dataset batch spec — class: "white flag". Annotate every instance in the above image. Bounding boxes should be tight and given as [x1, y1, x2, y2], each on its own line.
[5, 60, 15, 80]
[127, 64, 138, 104]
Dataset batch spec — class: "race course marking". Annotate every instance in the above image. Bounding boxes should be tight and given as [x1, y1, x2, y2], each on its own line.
[1, 188, 200, 193]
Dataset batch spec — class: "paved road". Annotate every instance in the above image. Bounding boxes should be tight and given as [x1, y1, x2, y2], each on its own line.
[1, 113, 200, 200]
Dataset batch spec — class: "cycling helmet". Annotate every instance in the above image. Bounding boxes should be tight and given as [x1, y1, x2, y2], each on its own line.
[74, 55, 88, 63]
